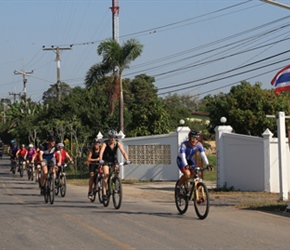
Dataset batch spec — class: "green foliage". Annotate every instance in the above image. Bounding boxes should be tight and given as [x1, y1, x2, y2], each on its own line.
[203, 81, 290, 136]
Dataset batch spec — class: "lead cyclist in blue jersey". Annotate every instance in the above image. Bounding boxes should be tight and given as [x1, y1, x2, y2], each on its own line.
[39, 135, 61, 195]
[176, 130, 212, 191]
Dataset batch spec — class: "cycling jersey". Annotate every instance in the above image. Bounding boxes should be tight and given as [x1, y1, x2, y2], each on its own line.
[26, 148, 36, 160]
[17, 148, 27, 157]
[55, 149, 67, 164]
[10, 145, 19, 157]
[41, 143, 57, 161]
[103, 140, 118, 163]
[177, 141, 209, 170]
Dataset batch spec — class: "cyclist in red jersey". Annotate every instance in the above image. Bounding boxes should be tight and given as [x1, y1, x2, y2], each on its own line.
[31, 146, 42, 182]
[55, 142, 73, 165]
[16, 144, 28, 169]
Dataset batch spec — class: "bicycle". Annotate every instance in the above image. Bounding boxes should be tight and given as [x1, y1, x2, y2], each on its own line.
[11, 156, 17, 175]
[18, 157, 25, 178]
[27, 162, 34, 181]
[55, 163, 67, 197]
[174, 165, 212, 220]
[35, 164, 42, 188]
[89, 162, 103, 204]
[43, 161, 55, 204]
[101, 161, 130, 209]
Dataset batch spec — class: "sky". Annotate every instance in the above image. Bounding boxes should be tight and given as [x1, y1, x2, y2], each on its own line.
[1, 0, 290, 103]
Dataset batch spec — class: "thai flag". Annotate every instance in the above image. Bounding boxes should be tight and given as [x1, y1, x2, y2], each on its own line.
[271, 65, 290, 94]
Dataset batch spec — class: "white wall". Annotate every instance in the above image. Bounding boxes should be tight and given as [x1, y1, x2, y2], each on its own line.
[117, 126, 190, 181]
[215, 125, 290, 193]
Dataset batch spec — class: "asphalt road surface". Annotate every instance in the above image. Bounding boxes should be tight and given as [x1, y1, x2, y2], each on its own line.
[1, 156, 290, 250]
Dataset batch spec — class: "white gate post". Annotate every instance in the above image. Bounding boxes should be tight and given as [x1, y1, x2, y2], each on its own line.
[215, 124, 233, 188]
[277, 112, 288, 201]
[262, 129, 273, 192]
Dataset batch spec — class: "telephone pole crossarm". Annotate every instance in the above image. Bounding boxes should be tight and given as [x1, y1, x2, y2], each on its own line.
[42, 46, 72, 102]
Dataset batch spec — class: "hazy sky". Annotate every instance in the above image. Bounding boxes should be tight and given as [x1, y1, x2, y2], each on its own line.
[1, 0, 290, 103]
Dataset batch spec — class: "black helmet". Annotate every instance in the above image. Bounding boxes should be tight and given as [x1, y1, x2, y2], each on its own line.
[93, 138, 101, 143]
[188, 130, 200, 138]
[47, 135, 56, 142]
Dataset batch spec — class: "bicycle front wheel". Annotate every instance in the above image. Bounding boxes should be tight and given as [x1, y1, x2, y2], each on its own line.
[174, 180, 189, 215]
[97, 177, 103, 204]
[19, 166, 24, 178]
[49, 176, 55, 204]
[112, 177, 122, 209]
[60, 174, 66, 197]
[44, 181, 49, 204]
[193, 182, 210, 220]
[102, 179, 111, 207]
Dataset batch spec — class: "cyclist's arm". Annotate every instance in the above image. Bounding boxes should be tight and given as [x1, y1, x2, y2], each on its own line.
[65, 152, 73, 162]
[117, 142, 129, 161]
[178, 143, 188, 168]
[200, 151, 209, 165]
[56, 151, 62, 166]
[98, 143, 107, 162]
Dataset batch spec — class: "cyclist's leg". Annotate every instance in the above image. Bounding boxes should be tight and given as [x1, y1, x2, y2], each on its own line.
[88, 164, 95, 198]
[178, 168, 191, 187]
[41, 160, 48, 189]
[102, 165, 109, 197]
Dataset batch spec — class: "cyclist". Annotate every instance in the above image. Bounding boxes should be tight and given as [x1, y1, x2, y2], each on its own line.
[31, 145, 42, 183]
[55, 142, 73, 184]
[39, 135, 61, 195]
[26, 144, 36, 173]
[16, 144, 28, 171]
[87, 138, 102, 199]
[56, 142, 73, 165]
[176, 130, 212, 193]
[8, 140, 18, 171]
[99, 129, 130, 201]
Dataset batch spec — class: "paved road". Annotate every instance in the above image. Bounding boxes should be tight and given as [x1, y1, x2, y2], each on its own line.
[1, 156, 290, 250]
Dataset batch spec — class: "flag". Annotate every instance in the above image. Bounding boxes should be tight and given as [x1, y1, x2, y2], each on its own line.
[271, 65, 290, 94]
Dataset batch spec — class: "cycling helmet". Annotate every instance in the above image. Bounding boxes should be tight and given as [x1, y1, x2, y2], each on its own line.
[57, 142, 64, 147]
[47, 135, 56, 142]
[108, 129, 117, 138]
[93, 138, 101, 143]
[28, 144, 33, 148]
[11, 140, 15, 143]
[188, 130, 201, 138]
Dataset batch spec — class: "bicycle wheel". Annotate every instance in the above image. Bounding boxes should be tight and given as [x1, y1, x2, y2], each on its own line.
[97, 177, 103, 204]
[19, 166, 24, 178]
[60, 174, 66, 197]
[38, 171, 42, 188]
[174, 180, 189, 215]
[44, 180, 49, 203]
[27, 168, 30, 180]
[102, 178, 111, 207]
[12, 162, 16, 175]
[49, 175, 55, 204]
[55, 178, 59, 196]
[112, 177, 122, 209]
[193, 182, 210, 220]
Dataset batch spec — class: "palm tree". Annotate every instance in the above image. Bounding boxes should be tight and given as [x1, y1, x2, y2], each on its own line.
[85, 38, 143, 132]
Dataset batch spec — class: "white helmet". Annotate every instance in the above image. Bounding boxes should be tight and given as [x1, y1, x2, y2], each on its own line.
[28, 144, 33, 148]
[57, 142, 64, 147]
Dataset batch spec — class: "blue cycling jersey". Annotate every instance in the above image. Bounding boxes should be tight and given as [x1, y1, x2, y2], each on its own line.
[177, 141, 206, 169]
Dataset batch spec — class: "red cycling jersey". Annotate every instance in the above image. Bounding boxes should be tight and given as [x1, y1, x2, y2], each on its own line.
[17, 148, 27, 157]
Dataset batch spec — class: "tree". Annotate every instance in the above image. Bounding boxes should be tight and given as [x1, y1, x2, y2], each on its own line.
[42, 82, 72, 105]
[204, 81, 290, 136]
[125, 74, 170, 136]
[85, 38, 143, 132]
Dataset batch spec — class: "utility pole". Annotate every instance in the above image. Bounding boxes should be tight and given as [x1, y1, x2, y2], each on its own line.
[42, 46, 72, 102]
[110, 0, 124, 132]
[14, 69, 33, 102]
[110, 0, 120, 42]
[9, 92, 21, 103]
